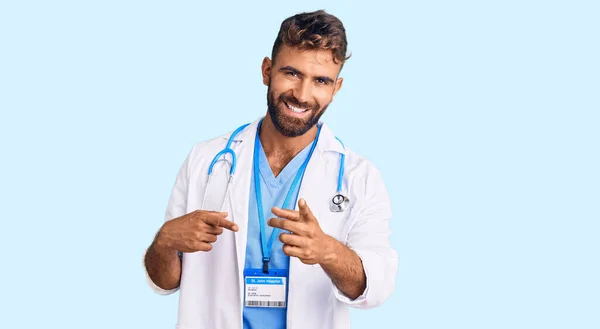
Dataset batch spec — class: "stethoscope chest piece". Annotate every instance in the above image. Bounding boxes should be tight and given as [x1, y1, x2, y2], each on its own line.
[330, 193, 349, 212]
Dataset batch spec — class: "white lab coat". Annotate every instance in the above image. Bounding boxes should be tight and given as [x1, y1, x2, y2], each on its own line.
[145, 117, 398, 329]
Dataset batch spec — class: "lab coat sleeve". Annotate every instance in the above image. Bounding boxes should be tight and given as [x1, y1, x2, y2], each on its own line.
[333, 164, 398, 308]
[144, 145, 195, 295]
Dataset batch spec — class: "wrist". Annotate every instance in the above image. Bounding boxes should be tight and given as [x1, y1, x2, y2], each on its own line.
[319, 235, 342, 266]
[154, 227, 174, 253]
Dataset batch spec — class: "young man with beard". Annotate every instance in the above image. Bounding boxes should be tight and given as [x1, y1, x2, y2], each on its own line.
[144, 9, 397, 329]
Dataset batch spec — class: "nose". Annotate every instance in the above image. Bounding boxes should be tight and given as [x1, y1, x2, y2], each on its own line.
[292, 80, 313, 106]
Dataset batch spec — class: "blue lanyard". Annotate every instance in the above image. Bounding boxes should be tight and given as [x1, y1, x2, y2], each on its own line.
[253, 122, 321, 273]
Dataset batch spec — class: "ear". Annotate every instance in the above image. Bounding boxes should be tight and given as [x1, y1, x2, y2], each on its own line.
[261, 57, 272, 86]
[332, 77, 343, 97]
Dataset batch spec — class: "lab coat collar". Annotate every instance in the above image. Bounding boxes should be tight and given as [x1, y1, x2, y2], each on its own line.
[222, 116, 346, 155]
[316, 121, 346, 154]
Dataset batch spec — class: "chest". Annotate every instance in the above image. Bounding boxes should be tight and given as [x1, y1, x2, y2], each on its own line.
[265, 152, 295, 178]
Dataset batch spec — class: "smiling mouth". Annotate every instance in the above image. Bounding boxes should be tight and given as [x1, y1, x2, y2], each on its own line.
[284, 101, 310, 114]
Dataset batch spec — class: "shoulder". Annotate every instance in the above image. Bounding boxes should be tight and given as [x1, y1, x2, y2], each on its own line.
[319, 122, 386, 188]
[185, 120, 257, 161]
[340, 147, 392, 218]
[185, 124, 249, 162]
[342, 147, 386, 186]
[171, 130, 234, 177]
[188, 132, 230, 159]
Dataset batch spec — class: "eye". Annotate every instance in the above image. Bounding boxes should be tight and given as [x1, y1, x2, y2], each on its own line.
[316, 78, 328, 85]
[286, 71, 298, 77]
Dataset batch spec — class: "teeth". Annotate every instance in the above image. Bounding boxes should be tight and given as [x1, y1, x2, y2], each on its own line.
[287, 102, 308, 113]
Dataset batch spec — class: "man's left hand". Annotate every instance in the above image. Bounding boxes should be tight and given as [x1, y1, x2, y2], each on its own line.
[269, 198, 337, 265]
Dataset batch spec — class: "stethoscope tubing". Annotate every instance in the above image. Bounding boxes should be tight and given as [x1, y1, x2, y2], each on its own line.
[204, 122, 348, 212]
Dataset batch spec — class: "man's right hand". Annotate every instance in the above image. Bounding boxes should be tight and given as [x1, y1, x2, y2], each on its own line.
[155, 210, 239, 253]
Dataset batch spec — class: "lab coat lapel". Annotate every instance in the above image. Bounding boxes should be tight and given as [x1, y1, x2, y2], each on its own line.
[294, 122, 343, 217]
[227, 119, 259, 306]
[294, 122, 344, 208]
[288, 122, 341, 329]
[287, 145, 325, 329]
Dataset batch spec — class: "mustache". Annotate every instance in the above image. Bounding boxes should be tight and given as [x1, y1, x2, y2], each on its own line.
[279, 94, 318, 111]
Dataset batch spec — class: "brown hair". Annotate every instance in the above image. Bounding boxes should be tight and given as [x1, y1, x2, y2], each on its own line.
[271, 10, 350, 66]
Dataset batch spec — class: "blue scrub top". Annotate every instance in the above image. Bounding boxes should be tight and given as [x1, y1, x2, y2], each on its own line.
[243, 136, 315, 329]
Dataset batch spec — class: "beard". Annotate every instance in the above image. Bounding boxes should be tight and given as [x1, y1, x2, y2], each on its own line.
[266, 85, 328, 137]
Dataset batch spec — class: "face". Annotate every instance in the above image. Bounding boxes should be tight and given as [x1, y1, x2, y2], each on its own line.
[262, 44, 344, 137]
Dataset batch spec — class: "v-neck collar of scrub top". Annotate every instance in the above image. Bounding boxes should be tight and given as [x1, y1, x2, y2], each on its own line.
[255, 131, 316, 198]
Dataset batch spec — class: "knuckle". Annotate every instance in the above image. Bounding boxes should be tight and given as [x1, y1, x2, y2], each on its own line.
[190, 241, 201, 250]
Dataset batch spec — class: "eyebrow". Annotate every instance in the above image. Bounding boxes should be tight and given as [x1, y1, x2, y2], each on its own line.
[279, 65, 335, 84]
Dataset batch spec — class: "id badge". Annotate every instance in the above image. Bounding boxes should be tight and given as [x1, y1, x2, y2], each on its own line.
[243, 268, 288, 308]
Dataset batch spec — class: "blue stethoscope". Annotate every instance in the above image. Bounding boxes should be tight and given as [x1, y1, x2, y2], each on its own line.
[201, 121, 349, 213]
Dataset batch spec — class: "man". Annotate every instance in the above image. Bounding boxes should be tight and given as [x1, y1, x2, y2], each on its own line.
[144, 10, 397, 329]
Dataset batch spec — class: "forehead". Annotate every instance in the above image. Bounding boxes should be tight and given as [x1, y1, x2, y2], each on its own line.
[273, 44, 341, 75]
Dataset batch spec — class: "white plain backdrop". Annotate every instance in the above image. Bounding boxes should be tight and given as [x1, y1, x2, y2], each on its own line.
[1, 1, 598, 328]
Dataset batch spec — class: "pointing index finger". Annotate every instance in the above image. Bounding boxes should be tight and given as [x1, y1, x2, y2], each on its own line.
[298, 199, 316, 222]
[271, 207, 300, 221]
[202, 213, 239, 232]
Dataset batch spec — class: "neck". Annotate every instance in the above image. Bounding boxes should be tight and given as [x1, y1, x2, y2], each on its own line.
[259, 114, 318, 159]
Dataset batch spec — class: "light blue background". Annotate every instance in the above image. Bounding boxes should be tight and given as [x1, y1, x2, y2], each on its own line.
[1, 1, 598, 328]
